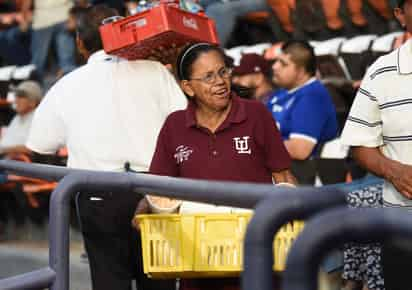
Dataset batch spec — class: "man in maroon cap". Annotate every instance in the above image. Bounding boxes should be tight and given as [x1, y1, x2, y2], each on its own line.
[232, 53, 275, 103]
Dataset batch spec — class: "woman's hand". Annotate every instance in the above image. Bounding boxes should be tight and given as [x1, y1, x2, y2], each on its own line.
[272, 169, 298, 186]
[131, 197, 151, 230]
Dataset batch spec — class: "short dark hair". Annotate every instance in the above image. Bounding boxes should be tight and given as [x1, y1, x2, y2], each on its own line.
[76, 4, 119, 54]
[69, 6, 88, 18]
[281, 40, 317, 76]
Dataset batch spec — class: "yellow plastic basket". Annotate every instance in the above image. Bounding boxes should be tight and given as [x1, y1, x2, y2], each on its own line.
[135, 213, 304, 279]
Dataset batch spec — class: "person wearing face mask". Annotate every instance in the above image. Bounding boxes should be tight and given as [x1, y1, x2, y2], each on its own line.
[136, 42, 296, 290]
[231, 53, 275, 103]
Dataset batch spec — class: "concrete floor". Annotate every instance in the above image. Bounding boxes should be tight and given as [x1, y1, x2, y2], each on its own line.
[0, 240, 92, 290]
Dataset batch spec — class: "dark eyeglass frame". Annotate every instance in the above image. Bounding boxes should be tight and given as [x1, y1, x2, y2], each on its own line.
[189, 67, 233, 84]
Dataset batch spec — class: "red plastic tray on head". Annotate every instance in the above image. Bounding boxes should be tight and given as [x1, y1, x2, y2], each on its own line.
[99, 3, 220, 60]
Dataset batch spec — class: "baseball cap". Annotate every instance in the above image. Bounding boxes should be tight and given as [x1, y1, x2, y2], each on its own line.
[233, 53, 272, 76]
[11, 81, 43, 102]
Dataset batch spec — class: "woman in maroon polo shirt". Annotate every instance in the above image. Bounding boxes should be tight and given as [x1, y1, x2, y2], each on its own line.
[146, 43, 296, 290]
[150, 43, 296, 185]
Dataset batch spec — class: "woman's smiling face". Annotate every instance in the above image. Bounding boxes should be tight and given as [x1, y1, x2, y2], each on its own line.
[182, 50, 232, 112]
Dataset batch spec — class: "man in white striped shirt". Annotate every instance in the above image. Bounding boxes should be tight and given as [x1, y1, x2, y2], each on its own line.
[341, 0, 412, 288]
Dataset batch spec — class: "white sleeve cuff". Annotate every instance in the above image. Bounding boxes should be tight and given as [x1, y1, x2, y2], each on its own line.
[340, 122, 383, 148]
[289, 133, 317, 144]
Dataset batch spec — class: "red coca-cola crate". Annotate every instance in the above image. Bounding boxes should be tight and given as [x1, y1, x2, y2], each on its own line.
[99, 3, 219, 60]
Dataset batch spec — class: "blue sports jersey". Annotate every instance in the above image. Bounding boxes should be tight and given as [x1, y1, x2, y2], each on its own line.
[266, 79, 338, 157]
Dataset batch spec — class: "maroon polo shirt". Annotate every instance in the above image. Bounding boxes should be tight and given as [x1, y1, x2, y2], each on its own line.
[149, 96, 291, 184]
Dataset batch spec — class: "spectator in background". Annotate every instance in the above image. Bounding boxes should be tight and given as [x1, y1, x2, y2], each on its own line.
[0, 1, 31, 66]
[66, 6, 89, 35]
[0, 24, 31, 66]
[341, 1, 412, 289]
[0, 80, 42, 156]
[232, 53, 275, 103]
[200, 0, 271, 47]
[267, 40, 338, 184]
[66, 6, 89, 66]
[0, 80, 43, 234]
[25, 4, 186, 290]
[21, 0, 77, 80]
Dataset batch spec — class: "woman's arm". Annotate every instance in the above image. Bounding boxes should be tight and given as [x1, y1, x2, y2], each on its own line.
[272, 169, 298, 185]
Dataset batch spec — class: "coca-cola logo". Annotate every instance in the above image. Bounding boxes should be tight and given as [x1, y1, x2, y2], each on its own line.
[182, 16, 198, 30]
[124, 18, 147, 29]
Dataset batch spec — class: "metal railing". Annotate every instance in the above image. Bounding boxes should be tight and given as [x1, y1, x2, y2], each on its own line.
[0, 160, 387, 290]
[0, 160, 342, 290]
[242, 187, 346, 290]
[282, 207, 412, 290]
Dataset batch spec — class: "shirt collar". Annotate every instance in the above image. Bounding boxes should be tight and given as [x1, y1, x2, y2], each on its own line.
[185, 95, 247, 131]
[288, 77, 316, 94]
[87, 50, 122, 64]
[397, 38, 412, 75]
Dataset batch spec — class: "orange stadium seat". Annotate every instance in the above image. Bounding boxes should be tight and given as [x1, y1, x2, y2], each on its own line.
[243, 11, 272, 24]
[367, 0, 392, 20]
[321, 0, 344, 30]
[346, 0, 392, 26]
[346, 0, 367, 27]
[2, 153, 57, 208]
[267, 0, 295, 33]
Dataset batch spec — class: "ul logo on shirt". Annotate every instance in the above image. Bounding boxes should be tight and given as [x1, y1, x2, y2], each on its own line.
[174, 145, 193, 164]
[233, 136, 251, 154]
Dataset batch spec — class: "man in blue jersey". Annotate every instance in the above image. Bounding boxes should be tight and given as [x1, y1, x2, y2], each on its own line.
[267, 40, 338, 184]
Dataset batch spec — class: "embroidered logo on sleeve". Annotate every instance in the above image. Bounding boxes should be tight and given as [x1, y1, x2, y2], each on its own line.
[233, 136, 252, 154]
[174, 145, 194, 164]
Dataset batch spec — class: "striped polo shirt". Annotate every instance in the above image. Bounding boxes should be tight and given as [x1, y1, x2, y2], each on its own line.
[341, 38, 412, 207]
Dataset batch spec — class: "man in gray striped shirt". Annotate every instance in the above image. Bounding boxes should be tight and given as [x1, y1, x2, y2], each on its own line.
[341, 0, 412, 288]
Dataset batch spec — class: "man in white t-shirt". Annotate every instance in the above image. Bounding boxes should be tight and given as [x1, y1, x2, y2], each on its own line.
[26, 5, 187, 290]
[340, 1, 412, 288]
[0, 80, 43, 156]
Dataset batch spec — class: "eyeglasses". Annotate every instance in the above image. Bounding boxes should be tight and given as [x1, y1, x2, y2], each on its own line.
[190, 67, 233, 84]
